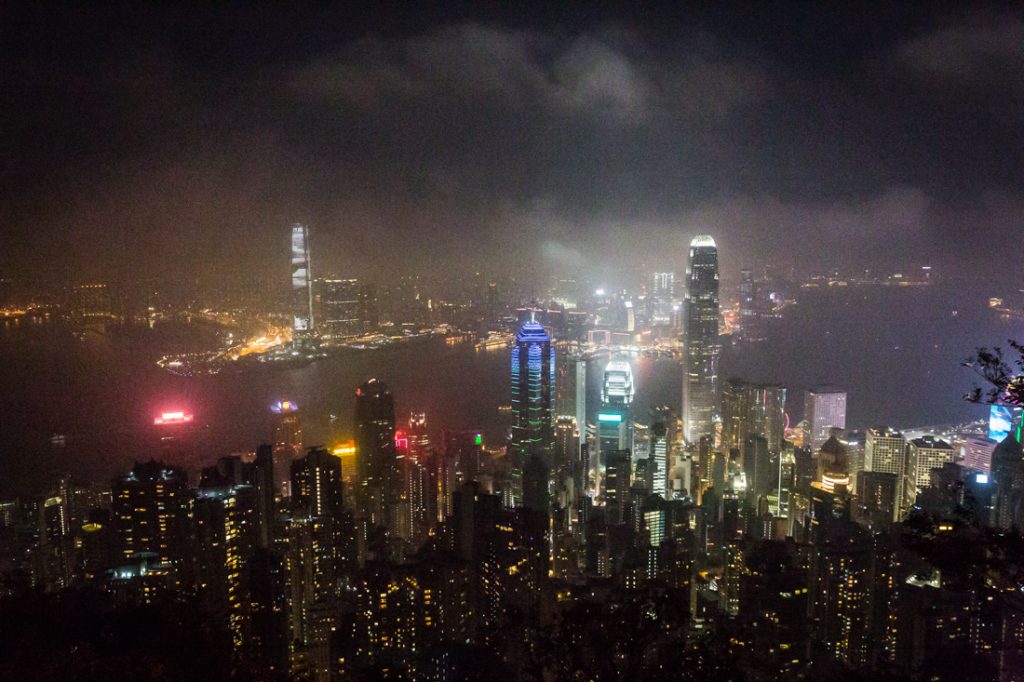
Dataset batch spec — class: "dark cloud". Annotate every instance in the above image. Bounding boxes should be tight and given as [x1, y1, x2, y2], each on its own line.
[0, 5, 1020, 289]
[895, 11, 1023, 83]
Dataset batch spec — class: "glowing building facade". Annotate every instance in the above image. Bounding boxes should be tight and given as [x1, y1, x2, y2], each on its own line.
[510, 322, 555, 459]
[682, 235, 720, 443]
[597, 358, 635, 459]
[291, 223, 314, 333]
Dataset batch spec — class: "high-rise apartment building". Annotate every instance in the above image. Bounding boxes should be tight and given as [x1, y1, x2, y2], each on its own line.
[111, 461, 191, 576]
[682, 235, 720, 443]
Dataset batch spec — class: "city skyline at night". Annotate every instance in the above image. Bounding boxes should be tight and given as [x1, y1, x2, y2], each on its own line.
[1, 4, 1023, 681]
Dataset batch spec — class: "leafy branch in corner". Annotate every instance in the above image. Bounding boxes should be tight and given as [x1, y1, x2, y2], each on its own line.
[963, 340, 1024, 406]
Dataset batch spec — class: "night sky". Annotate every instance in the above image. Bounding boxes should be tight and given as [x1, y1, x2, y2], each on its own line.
[2, 3, 1021, 287]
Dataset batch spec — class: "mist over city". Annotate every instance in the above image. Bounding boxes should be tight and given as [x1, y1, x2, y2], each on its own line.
[1, 4, 1023, 681]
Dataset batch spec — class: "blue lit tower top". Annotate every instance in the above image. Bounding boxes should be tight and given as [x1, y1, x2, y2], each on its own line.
[510, 321, 556, 458]
[683, 234, 720, 443]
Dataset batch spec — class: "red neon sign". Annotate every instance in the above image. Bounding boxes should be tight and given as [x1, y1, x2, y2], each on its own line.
[154, 410, 193, 425]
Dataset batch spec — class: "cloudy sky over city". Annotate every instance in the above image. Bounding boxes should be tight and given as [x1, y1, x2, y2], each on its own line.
[2, 3, 1020, 286]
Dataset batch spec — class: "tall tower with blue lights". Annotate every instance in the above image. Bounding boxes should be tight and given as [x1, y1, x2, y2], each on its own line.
[682, 235, 721, 444]
[510, 320, 555, 459]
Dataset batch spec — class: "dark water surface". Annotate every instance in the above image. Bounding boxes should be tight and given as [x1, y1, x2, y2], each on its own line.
[0, 279, 1017, 496]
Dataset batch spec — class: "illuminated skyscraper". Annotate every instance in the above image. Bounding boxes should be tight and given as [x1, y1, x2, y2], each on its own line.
[270, 400, 302, 498]
[604, 450, 632, 525]
[194, 481, 257, 651]
[290, 223, 314, 333]
[575, 357, 587, 442]
[864, 427, 907, 521]
[962, 436, 997, 475]
[407, 412, 430, 463]
[291, 447, 344, 521]
[554, 416, 577, 469]
[510, 321, 555, 459]
[864, 428, 906, 476]
[904, 436, 954, 513]
[597, 357, 635, 471]
[37, 482, 72, 592]
[650, 417, 669, 500]
[355, 379, 398, 528]
[651, 271, 675, 324]
[682, 235, 720, 443]
[320, 278, 361, 337]
[804, 389, 847, 451]
[721, 379, 787, 462]
[286, 448, 350, 666]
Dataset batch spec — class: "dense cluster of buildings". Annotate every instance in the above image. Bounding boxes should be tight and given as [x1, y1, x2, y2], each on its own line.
[2, 232, 1024, 680]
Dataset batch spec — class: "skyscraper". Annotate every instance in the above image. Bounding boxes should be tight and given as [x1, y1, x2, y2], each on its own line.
[906, 436, 955, 493]
[604, 450, 632, 525]
[575, 355, 587, 476]
[650, 417, 669, 500]
[962, 436, 997, 475]
[721, 378, 787, 464]
[320, 278, 361, 337]
[355, 379, 398, 528]
[290, 223, 314, 333]
[270, 400, 302, 499]
[651, 271, 675, 324]
[407, 412, 430, 463]
[863, 427, 907, 521]
[509, 321, 555, 459]
[291, 447, 344, 522]
[682, 235, 720, 444]
[597, 357, 635, 474]
[194, 481, 258, 651]
[804, 389, 847, 451]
